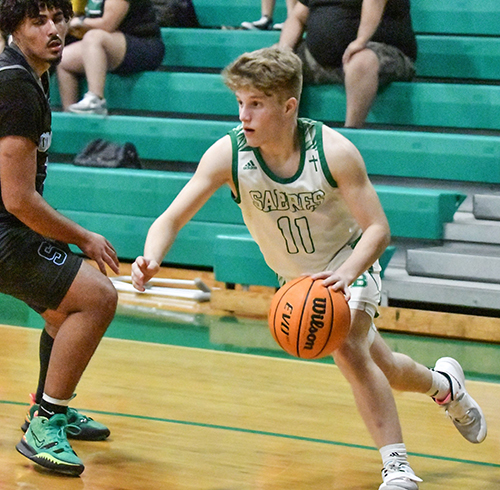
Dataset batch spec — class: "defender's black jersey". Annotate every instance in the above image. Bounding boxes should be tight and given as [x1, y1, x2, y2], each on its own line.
[0, 44, 52, 225]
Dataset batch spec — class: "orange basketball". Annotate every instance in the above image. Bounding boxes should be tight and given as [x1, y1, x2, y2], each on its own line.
[268, 276, 351, 359]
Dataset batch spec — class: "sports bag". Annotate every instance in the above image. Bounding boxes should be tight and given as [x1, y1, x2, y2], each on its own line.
[73, 139, 141, 169]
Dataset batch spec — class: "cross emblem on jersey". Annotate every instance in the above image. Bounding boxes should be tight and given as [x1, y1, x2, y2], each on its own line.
[309, 155, 319, 171]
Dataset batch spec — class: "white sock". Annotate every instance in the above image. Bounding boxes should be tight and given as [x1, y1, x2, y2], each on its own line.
[380, 443, 408, 466]
[42, 393, 74, 406]
[426, 370, 451, 401]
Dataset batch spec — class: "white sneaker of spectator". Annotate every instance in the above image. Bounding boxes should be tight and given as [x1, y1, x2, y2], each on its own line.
[68, 91, 108, 116]
[241, 15, 273, 30]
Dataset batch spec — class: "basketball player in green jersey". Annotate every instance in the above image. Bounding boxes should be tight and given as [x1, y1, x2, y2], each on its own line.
[131, 47, 487, 490]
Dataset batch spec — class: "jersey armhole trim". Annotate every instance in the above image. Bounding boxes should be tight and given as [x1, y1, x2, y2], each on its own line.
[317, 121, 338, 188]
[228, 128, 241, 204]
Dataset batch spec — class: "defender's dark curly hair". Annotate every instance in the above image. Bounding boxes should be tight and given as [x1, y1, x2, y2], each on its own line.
[0, 0, 73, 35]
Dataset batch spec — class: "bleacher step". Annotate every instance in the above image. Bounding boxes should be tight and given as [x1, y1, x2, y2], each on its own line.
[382, 266, 500, 310]
[406, 242, 500, 283]
[444, 212, 500, 244]
[473, 194, 500, 221]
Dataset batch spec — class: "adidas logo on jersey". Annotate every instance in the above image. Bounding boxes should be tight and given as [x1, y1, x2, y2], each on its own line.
[243, 160, 257, 170]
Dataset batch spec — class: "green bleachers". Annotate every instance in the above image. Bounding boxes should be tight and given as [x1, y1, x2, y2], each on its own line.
[50, 114, 500, 185]
[160, 28, 500, 82]
[191, 0, 500, 35]
[49, 72, 500, 130]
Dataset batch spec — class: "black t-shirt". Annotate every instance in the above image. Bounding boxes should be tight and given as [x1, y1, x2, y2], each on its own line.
[85, 0, 161, 38]
[299, 0, 417, 67]
[0, 45, 51, 224]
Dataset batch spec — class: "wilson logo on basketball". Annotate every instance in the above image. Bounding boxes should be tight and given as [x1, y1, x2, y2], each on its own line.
[304, 297, 327, 350]
[280, 302, 293, 336]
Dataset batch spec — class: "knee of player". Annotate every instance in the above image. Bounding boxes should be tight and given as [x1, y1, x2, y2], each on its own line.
[90, 278, 118, 319]
[333, 336, 370, 367]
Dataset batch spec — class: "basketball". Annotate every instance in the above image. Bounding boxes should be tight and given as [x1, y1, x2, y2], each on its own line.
[268, 276, 351, 359]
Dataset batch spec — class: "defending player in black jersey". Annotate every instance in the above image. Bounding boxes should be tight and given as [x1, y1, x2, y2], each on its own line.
[0, 0, 120, 476]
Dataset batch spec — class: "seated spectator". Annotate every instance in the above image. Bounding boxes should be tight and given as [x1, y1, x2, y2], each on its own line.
[279, 0, 417, 128]
[241, 0, 297, 30]
[57, 0, 165, 115]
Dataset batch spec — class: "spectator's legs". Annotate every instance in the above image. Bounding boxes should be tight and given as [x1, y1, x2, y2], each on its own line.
[57, 30, 126, 110]
[79, 30, 126, 100]
[57, 40, 85, 109]
[261, 0, 276, 19]
[343, 48, 379, 128]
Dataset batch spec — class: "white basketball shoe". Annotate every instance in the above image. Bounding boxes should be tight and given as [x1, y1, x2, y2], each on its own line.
[379, 460, 422, 490]
[433, 357, 487, 443]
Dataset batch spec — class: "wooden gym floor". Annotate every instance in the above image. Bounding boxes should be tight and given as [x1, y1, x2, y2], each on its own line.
[0, 267, 500, 489]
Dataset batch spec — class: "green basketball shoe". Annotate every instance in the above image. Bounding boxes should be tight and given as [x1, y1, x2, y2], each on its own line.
[16, 414, 85, 476]
[21, 393, 110, 441]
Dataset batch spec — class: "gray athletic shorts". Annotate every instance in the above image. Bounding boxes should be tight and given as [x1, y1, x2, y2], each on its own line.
[0, 225, 82, 314]
[297, 40, 416, 86]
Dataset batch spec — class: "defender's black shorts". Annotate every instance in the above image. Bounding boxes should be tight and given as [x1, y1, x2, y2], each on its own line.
[0, 224, 83, 314]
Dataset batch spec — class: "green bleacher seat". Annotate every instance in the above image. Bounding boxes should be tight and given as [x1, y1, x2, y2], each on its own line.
[50, 114, 500, 185]
[410, 0, 500, 36]
[162, 28, 279, 70]
[301, 82, 500, 130]
[342, 129, 500, 185]
[50, 72, 500, 130]
[214, 234, 280, 288]
[50, 113, 234, 162]
[60, 210, 246, 266]
[416, 36, 500, 81]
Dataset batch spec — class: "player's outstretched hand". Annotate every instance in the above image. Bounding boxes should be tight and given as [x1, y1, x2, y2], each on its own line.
[80, 232, 120, 275]
[131, 256, 160, 292]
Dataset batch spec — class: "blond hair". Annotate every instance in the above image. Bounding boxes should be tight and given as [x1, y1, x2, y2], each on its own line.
[222, 47, 303, 103]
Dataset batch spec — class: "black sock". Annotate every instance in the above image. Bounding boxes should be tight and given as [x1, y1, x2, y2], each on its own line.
[38, 398, 68, 419]
[35, 329, 54, 405]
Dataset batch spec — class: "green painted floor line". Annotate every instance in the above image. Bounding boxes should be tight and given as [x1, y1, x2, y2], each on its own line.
[2, 399, 498, 469]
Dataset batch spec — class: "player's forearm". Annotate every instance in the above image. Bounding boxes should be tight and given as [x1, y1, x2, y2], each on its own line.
[7, 191, 91, 246]
[142, 214, 179, 266]
[336, 224, 390, 284]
